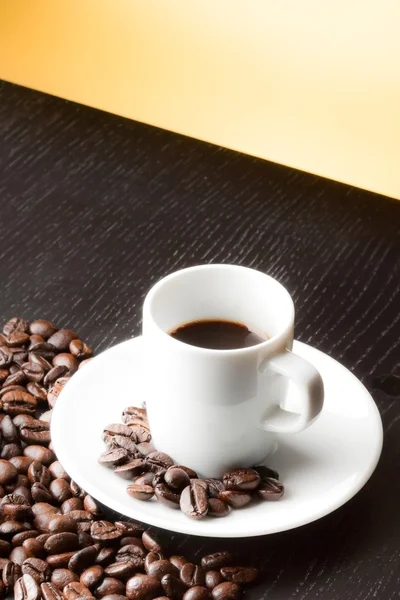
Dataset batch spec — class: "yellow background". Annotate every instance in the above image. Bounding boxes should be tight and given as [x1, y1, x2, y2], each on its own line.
[1, 1, 399, 199]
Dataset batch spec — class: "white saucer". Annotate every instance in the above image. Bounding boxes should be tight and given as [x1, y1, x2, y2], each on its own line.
[51, 337, 383, 538]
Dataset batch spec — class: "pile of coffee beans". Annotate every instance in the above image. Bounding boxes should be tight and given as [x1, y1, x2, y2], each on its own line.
[99, 412, 284, 519]
[0, 317, 260, 600]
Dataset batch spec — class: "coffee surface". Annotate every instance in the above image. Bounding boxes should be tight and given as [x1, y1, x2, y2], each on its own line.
[169, 319, 266, 350]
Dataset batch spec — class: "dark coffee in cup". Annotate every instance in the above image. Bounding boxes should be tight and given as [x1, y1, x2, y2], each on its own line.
[169, 319, 267, 350]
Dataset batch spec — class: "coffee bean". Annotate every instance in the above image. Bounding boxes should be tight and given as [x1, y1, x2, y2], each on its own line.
[95, 578, 126, 598]
[11, 529, 37, 547]
[19, 418, 51, 445]
[222, 468, 261, 492]
[66, 511, 93, 534]
[29, 321, 57, 339]
[207, 499, 229, 518]
[121, 407, 147, 425]
[23, 538, 45, 559]
[0, 346, 13, 368]
[24, 445, 55, 467]
[91, 521, 123, 543]
[218, 491, 252, 509]
[4, 318, 29, 336]
[126, 574, 161, 600]
[14, 573, 41, 600]
[104, 561, 136, 582]
[253, 465, 279, 481]
[2, 560, 22, 587]
[45, 533, 80, 555]
[26, 383, 47, 403]
[28, 461, 51, 487]
[83, 496, 102, 516]
[52, 354, 79, 375]
[61, 499, 84, 514]
[29, 353, 53, 373]
[6, 331, 30, 347]
[135, 443, 155, 458]
[80, 565, 104, 590]
[114, 522, 144, 538]
[1, 442, 22, 459]
[161, 574, 186, 599]
[183, 587, 210, 600]
[257, 479, 284, 501]
[47, 330, 78, 352]
[220, 567, 258, 584]
[144, 552, 163, 573]
[0, 520, 30, 537]
[211, 582, 240, 600]
[115, 545, 145, 565]
[46, 552, 76, 569]
[0, 368, 8, 382]
[126, 484, 154, 501]
[146, 560, 178, 581]
[68, 546, 98, 575]
[32, 502, 58, 517]
[201, 554, 234, 571]
[31, 483, 52, 504]
[49, 479, 72, 504]
[49, 461, 69, 481]
[9, 456, 34, 474]
[98, 449, 131, 469]
[169, 556, 188, 571]
[181, 564, 205, 588]
[154, 484, 180, 509]
[134, 472, 155, 487]
[2, 390, 36, 416]
[69, 340, 93, 360]
[114, 460, 147, 480]
[180, 481, 208, 519]
[0, 458, 18, 483]
[164, 468, 190, 491]
[3, 370, 27, 387]
[28, 335, 44, 347]
[47, 378, 70, 409]
[41, 582, 64, 600]
[21, 363, 44, 384]
[95, 548, 116, 569]
[204, 571, 224, 590]
[145, 453, 174, 473]
[0, 540, 11, 558]
[49, 515, 77, 534]
[0, 493, 32, 520]
[142, 532, 162, 554]
[22, 557, 51, 583]
[43, 366, 69, 387]
[1, 415, 19, 442]
[49, 568, 79, 590]
[63, 581, 94, 599]
[10, 546, 30, 566]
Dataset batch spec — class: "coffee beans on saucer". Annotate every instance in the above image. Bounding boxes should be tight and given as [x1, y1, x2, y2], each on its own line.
[0, 317, 260, 600]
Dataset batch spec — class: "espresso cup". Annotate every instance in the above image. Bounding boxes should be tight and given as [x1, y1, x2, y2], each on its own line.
[142, 264, 324, 478]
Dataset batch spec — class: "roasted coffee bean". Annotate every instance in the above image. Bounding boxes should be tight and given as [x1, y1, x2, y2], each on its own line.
[222, 468, 261, 492]
[201, 554, 234, 571]
[207, 499, 229, 518]
[0, 540, 11, 558]
[14, 573, 41, 600]
[1, 442, 22, 459]
[91, 521, 123, 543]
[83, 496, 102, 516]
[43, 367, 69, 387]
[204, 571, 224, 590]
[257, 479, 284, 501]
[46, 552, 76, 569]
[183, 586, 210, 600]
[95, 548, 116, 568]
[63, 581, 94, 599]
[69, 340, 93, 360]
[253, 465, 279, 481]
[0, 458, 18, 483]
[68, 546, 98, 574]
[154, 484, 180, 509]
[95, 578, 125, 598]
[29, 321, 57, 339]
[205, 480, 225, 499]
[164, 468, 190, 491]
[0, 346, 13, 368]
[114, 522, 144, 538]
[98, 449, 131, 469]
[6, 331, 30, 347]
[29, 335, 45, 347]
[218, 491, 252, 509]
[49, 479, 72, 504]
[1, 414, 19, 442]
[180, 564, 205, 588]
[32, 502, 58, 517]
[13, 529, 38, 547]
[0, 385, 26, 400]
[78, 532, 93, 549]
[10, 456, 34, 474]
[41, 582, 64, 600]
[29, 354, 52, 373]
[3, 318, 29, 336]
[34, 511, 57, 534]
[49, 462, 69, 481]
[21, 363, 44, 384]
[104, 562, 136, 581]
[49, 515, 77, 534]
[2, 560, 22, 587]
[70, 481, 86, 499]
[45, 533, 80, 555]
[220, 567, 258, 584]
[127, 426, 151, 444]
[134, 473, 155, 487]
[28, 461, 52, 486]
[180, 481, 208, 519]
[114, 460, 147, 480]
[105, 436, 137, 458]
[135, 443, 155, 458]
[169, 556, 188, 571]
[144, 552, 163, 572]
[47, 378, 70, 409]
[145, 453, 174, 473]
[147, 560, 178, 581]
[61, 499, 84, 514]
[22, 538, 45, 559]
[142, 531, 162, 553]
[50, 568, 79, 590]
[80, 565, 104, 590]
[26, 383, 47, 403]
[22, 557, 51, 583]
[126, 574, 161, 600]
[24, 446, 55, 466]
[0, 520, 29, 537]
[2, 391, 36, 416]
[116, 545, 145, 566]
[126, 484, 154, 501]
[10, 546, 30, 566]
[1, 493, 32, 520]
[211, 582, 240, 600]
[19, 419, 51, 445]
[161, 574, 186, 599]
[65, 511, 93, 533]
[3, 370, 26, 387]
[0, 367, 8, 382]
[47, 330, 78, 352]
[36, 534, 52, 544]
[102, 424, 137, 442]
[40, 410, 52, 424]
[31, 483, 52, 504]
[52, 354, 79, 375]
[122, 407, 147, 422]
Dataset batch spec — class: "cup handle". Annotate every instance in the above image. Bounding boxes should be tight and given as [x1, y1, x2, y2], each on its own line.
[259, 349, 324, 433]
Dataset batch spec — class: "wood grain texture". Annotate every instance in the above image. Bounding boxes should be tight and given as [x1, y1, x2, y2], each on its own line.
[1, 81, 400, 599]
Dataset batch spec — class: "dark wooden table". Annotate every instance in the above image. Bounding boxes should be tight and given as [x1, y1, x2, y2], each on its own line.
[1, 80, 400, 599]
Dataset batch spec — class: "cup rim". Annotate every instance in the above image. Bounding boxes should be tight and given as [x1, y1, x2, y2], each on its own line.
[143, 264, 294, 355]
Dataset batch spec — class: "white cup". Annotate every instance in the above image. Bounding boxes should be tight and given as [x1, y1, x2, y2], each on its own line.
[142, 264, 324, 478]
